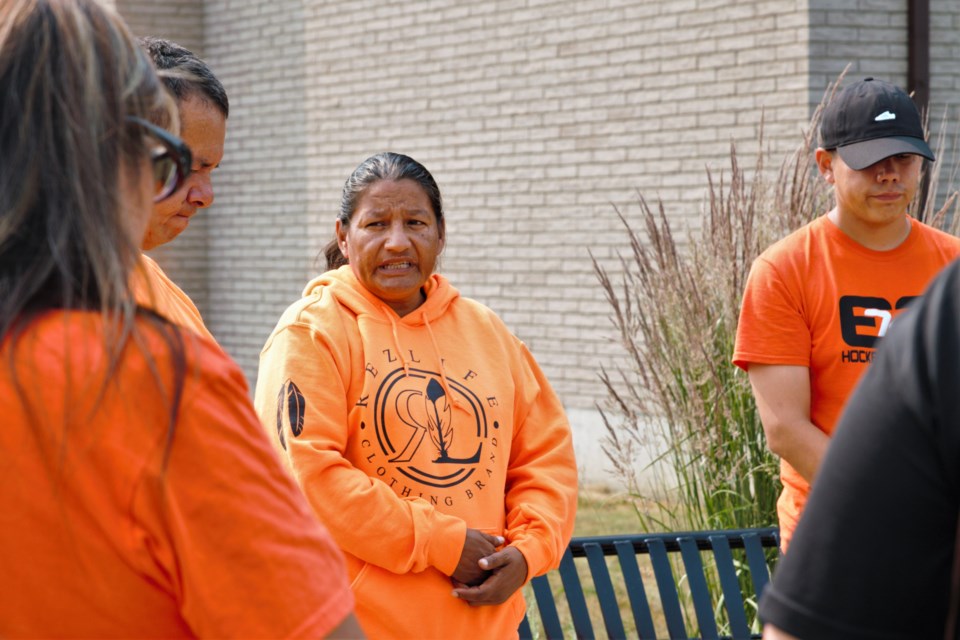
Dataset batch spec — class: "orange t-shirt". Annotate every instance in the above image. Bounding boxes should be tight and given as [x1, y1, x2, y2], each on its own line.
[734, 215, 960, 549]
[134, 253, 216, 343]
[0, 311, 353, 637]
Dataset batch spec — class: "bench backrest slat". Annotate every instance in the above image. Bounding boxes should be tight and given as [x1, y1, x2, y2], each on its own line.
[708, 534, 752, 639]
[743, 532, 773, 599]
[558, 547, 594, 638]
[584, 542, 628, 638]
[647, 537, 690, 639]
[530, 569, 564, 639]
[679, 537, 720, 639]
[614, 540, 658, 638]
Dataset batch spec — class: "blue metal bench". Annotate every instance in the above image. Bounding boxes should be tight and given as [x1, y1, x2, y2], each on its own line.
[519, 527, 780, 640]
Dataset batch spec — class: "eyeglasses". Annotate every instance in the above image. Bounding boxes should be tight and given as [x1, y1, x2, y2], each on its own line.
[126, 116, 193, 202]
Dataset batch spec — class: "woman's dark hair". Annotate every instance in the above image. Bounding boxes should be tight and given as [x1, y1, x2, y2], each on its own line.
[323, 152, 444, 270]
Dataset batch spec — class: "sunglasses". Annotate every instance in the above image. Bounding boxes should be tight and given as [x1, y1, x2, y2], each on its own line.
[126, 116, 193, 202]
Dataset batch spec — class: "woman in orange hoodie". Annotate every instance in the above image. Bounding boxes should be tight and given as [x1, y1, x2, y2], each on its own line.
[0, 1, 361, 636]
[255, 152, 578, 639]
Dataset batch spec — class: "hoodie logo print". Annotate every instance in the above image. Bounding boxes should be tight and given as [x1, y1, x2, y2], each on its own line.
[390, 378, 481, 464]
[374, 367, 489, 489]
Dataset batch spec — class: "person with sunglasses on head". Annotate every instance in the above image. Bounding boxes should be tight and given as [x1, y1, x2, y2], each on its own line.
[133, 36, 228, 343]
[0, 1, 363, 637]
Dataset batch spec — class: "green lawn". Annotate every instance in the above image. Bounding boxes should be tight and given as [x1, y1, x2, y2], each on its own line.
[573, 488, 646, 537]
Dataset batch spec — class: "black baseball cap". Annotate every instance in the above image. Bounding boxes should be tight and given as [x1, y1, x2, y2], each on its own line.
[819, 77, 934, 170]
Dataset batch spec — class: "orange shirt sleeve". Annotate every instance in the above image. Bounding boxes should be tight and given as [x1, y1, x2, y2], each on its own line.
[503, 340, 578, 579]
[131, 342, 354, 638]
[734, 255, 812, 371]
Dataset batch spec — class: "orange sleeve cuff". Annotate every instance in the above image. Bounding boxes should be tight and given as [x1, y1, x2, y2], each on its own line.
[427, 515, 467, 576]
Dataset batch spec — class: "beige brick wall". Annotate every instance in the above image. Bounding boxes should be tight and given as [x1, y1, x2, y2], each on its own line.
[929, 0, 960, 210]
[115, 0, 960, 415]
[809, 0, 960, 211]
[808, 0, 908, 89]
[116, 0, 204, 53]
[199, 1, 315, 371]
[201, 0, 810, 410]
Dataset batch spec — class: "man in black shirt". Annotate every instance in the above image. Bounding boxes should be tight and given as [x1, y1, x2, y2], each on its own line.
[760, 259, 960, 639]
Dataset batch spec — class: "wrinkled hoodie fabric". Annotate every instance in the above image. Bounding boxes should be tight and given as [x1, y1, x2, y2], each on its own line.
[254, 266, 578, 639]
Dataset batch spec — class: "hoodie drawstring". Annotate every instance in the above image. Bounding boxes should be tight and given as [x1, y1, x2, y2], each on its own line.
[385, 311, 411, 377]
[423, 313, 463, 413]
[381, 303, 465, 414]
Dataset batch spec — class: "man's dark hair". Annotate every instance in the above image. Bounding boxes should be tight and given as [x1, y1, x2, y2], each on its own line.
[140, 37, 228, 118]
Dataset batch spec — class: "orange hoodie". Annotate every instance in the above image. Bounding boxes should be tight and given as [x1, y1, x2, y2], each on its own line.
[255, 266, 578, 639]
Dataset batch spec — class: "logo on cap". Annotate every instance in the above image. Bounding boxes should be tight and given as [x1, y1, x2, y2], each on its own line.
[874, 111, 896, 122]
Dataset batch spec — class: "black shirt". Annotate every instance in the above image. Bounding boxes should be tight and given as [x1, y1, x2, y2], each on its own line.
[759, 259, 960, 640]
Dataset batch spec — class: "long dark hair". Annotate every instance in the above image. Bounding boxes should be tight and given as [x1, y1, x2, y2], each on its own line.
[0, 0, 186, 460]
[322, 152, 445, 270]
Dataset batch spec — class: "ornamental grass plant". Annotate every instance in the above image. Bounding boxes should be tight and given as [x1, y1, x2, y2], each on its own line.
[592, 113, 829, 536]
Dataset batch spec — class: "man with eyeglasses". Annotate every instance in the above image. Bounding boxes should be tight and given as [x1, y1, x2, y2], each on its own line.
[135, 37, 228, 343]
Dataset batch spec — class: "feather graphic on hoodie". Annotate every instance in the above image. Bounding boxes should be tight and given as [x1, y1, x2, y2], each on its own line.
[276, 379, 305, 450]
[425, 378, 453, 460]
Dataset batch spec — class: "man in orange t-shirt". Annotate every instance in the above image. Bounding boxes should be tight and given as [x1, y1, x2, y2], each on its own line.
[734, 78, 960, 551]
[134, 38, 227, 342]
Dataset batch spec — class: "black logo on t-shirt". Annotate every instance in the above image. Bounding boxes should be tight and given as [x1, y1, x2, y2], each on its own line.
[838, 295, 917, 362]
